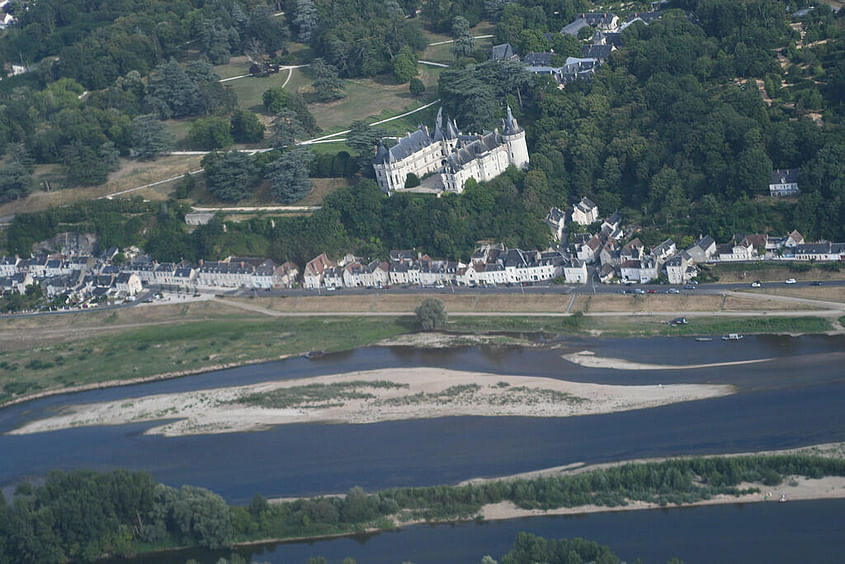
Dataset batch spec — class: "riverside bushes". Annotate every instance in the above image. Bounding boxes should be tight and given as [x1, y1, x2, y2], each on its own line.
[3, 455, 843, 562]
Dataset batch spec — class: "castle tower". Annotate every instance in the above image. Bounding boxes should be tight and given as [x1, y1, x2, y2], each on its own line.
[501, 106, 529, 169]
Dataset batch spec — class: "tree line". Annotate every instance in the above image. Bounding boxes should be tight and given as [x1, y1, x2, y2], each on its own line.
[1, 454, 840, 562]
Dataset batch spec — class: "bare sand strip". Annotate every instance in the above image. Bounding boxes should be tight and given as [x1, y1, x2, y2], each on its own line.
[7, 368, 733, 437]
[563, 350, 775, 370]
[479, 475, 845, 521]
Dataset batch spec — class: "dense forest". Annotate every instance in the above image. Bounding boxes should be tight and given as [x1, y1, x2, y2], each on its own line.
[1, 454, 842, 562]
[1, 0, 844, 263]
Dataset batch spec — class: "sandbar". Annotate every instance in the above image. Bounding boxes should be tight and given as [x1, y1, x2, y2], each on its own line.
[563, 350, 775, 370]
[8, 367, 733, 437]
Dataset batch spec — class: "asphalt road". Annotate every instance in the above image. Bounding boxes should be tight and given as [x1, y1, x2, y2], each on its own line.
[3, 279, 844, 320]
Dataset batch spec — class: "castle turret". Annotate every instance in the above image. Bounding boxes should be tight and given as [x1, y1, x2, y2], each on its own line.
[501, 106, 529, 169]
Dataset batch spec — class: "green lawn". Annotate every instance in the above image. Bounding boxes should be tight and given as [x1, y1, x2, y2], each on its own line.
[228, 71, 293, 113]
[0, 316, 413, 407]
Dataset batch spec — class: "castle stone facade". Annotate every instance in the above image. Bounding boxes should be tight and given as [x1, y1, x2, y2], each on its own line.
[372, 107, 529, 194]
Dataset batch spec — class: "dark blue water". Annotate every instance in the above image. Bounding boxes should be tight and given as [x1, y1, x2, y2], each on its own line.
[2, 336, 845, 503]
[121, 499, 845, 564]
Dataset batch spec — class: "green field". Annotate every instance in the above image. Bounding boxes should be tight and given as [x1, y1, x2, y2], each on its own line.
[0, 315, 412, 406]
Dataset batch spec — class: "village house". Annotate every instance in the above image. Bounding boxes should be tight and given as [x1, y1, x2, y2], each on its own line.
[651, 239, 677, 265]
[685, 236, 717, 263]
[115, 273, 142, 296]
[0, 272, 32, 294]
[577, 235, 602, 264]
[561, 12, 619, 35]
[546, 207, 567, 242]
[563, 256, 589, 283]
[769, 169, 800, 197]
[621, 256, 658, 283]
[620, 238, 644, 262]
[665, 252, 697, 285]
[0, 256, 18, 277]
[792, 242, 845, 262]
[323, 266, 345, 289]
[572, 197, 599, 225]
[275, 261, 300, 288]
[20, 256, 48, 278]
[172, 266, 197, 288]
[303, 253, 335, 289]
[599, 239, 620, 268]
[490, 43, 519, 61]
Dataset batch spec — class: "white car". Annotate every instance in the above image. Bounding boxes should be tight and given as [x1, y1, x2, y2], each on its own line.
[751, 281, 761, 288]
[785, 278, 797, 284]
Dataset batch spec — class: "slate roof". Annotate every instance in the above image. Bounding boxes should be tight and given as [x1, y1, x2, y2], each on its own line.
[445, 132, 502, 172]
[491, 43, 518, 60]
[770, 168, 799, 185]
[582, 44, 614, 60]
[561, 18, 591, 35]
[523, 52, 554, 66]
[374, 127, 432, 164]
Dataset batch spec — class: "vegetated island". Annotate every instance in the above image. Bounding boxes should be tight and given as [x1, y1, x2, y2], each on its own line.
[7, 367, 733, 437]
[3, 446, 845, 563]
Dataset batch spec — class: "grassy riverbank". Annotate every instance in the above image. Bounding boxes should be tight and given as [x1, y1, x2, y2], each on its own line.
[0, 294, 838, 406]
[4, 450, 845, 562]
[0, 315, 411, 406]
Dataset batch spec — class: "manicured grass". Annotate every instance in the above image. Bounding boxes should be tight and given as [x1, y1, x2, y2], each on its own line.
[0, 316, 413, 406]
[229, 71, 293, 112]
[449, 315, 585, 333]
[622, 316, 833, 337]
[307, 77, 433, 131]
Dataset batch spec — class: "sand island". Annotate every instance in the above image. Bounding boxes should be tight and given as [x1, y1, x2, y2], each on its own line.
[9, 367, 733, 437]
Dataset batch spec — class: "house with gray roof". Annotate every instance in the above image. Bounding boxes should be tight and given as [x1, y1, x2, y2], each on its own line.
[490, 43, 518, 60]
[769, 169, 800, 197]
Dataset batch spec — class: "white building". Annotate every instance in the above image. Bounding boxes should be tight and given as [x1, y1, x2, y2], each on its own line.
[666, 252, 696, 285]
[563, 257, 588, 283]
[769, 169, 800, 197]
[372, 107, 529, 194]
[571, 197, 599, 225]
[115, 272, 143, 296]
[303, 253, 335, 289]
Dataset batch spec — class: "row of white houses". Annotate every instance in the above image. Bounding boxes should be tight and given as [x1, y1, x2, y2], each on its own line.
[303, 246, 589, 290]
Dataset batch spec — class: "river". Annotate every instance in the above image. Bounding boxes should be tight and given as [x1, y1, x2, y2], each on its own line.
[120, 498, 845, 563]
[3, 335, 845, 562]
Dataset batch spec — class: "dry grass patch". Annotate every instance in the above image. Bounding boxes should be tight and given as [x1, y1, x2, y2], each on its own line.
[289, 295, 379, 312]
[722, 295, 825, 311]
[297, 177, 350, 206]
[474, 293, 570, 313]
[742, 286, 845, 304]
[0, 155, 207, 216]
[0, 300, 260, 352]
[710, 265, 845, 283]
[584, 294, 725, 313]
[369, 293, 477, 313]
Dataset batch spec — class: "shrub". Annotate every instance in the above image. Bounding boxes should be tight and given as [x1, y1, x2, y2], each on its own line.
[409, 77, 425, 97]
[405, 173, 421, 188]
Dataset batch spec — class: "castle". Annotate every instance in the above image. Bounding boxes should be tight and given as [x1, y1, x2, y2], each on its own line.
[372, 107, 529, 194]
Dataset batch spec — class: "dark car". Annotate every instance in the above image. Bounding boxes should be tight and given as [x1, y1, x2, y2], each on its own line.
[811, 281, 822, 286]
[684, 285, 697, 290]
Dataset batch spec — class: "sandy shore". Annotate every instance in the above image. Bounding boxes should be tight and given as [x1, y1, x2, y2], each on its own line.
[479, 475, 845, 521]
[7, 367, 733, 437]
[563, 350, 775, 370]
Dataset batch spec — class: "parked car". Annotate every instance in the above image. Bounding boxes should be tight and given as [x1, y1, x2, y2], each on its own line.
[785, 278, 797, 284]
[751, 281, 761, 288]
[647, 289, 657, 294]
[667, 288, 680, 294]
